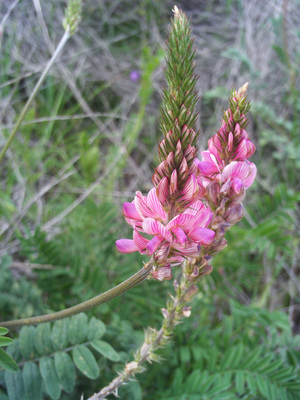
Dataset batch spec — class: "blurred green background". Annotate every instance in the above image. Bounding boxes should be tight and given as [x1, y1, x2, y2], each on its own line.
[0, 0, 299, 399]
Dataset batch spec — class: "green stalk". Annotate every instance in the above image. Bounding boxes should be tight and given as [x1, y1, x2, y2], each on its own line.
[0, 30, 70, 165]
[0, 261, 152, 329]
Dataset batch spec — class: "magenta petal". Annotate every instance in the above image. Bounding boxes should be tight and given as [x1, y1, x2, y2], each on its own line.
[116, 239, 139, 253]
[156, 177, 169, 206]
[147, 236, 163, 255]
[231, 178, 244, 194]
[189, 227, 215, 245]
[147, 188, 166, 221]
[173, 227, 188, 246]
[135, 191, 155, 219]
[221, 161, 250, 182]
[184, 200, 206, 215]
[123, 202, 141, 220]
[133, 230, 149, 253]
[192, 208, 213, 229]
[195, 160, 219, 176]
[180, 174, 198, 201]
[172, 242, 201, 257]
[244, 162, 257, 188]
[142, 218, 159, 235]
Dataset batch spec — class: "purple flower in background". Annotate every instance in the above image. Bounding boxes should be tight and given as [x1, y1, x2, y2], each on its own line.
[130, 70, 141, 83]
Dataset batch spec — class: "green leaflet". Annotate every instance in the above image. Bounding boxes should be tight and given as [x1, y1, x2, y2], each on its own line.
[4, 370, 24, 400]
[0, 337, 13, 347]
[0, 328, 9, 336]
[68, 313, 88, 345]
[51, 319, 69, 351]
[90, 340, 120, 362]
[72, 344, 99, 379]
[87, 317, 106, 341]
[0, 348, 18, 372]
[54, 352, 76, 393]
[39, 357, 61, 400]
[19, 326, 37, 360]
[23, 362, 42, 400]
[35, 323, 53, 355]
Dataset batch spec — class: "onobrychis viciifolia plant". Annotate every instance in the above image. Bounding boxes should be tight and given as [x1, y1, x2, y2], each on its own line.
[90, 6, 257, 399]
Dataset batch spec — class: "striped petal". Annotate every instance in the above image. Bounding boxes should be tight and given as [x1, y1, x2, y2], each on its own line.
[133, 230, 149, 253]
[135, 191, 156, 219]
[188, 227, 215, 245]
[147, 236, 164, 255]
[147, 188, 166, 221]
[244, 162, 257, 188]
[180, 174, 198, 201]
[172, 227, 188, 246]
[116, 239, 139, 253]
[156, 177, 169, 206]
[122, 202, 141, 220]
[172, 242, 201, 257]
[194, 160, 219, 176]
[221, 161, 250, 182]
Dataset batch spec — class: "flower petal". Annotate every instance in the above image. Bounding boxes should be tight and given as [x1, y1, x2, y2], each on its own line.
[188, 227, 215, 245]
[122, 202, 141, 220]
[156, 177, 169, 205]
[172, 227, 188, 246]
[221, 161, 250, 182]
[147, 236, 164, 255]
[116, 239, 139, 253]
[172, 242, 201, 257]
[133, 230, 149, 253]
[151, 265, 172, 281]
[147, 188, 166, 221]
[244, 162, 257, 188]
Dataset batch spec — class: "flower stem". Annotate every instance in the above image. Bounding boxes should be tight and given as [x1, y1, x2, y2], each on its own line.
[0, 30, 70, 165]
[0, 261, 153, 329]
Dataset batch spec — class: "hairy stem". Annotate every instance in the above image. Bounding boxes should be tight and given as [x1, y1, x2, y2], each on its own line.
[0, 261, 153, 328]
[0, 30, 70, 165]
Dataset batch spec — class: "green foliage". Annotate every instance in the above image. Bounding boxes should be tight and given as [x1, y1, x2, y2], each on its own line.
[0, 256, 46, 322]
[148, 301, 300, 400]
[0, 327, 18, 377]
[1, 314, 120, 399]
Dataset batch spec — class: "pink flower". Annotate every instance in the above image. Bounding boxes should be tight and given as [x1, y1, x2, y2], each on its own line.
[116, 188, 215, 266]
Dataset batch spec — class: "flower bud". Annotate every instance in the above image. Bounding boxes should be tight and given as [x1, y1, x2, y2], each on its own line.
[223, 204, 244, 224]
[206, 181, 220, 205]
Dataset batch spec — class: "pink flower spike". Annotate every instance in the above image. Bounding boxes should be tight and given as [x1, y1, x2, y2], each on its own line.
[122, 202, 141, 221]
[116, 239, 139, 253]
[156, 177, 169, 205]
[146, 235, 164, 255]
[188, 227, 215, 245]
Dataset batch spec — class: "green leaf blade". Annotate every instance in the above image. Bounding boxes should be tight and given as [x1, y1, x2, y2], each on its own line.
[90, 340, 120, 362]
[72, 344, 99, 379]
[39, 357, 61, 400]
[0, 348, 18, 372]
[23, 361, 43, 400]
[54, 351, 76, 393]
